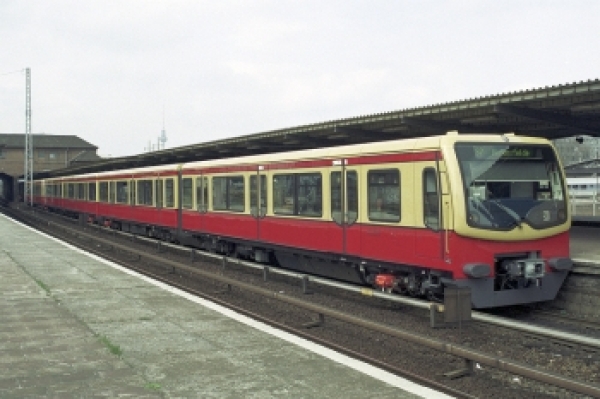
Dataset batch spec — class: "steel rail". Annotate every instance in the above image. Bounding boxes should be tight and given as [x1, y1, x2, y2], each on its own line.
[16, 208, 600, 398]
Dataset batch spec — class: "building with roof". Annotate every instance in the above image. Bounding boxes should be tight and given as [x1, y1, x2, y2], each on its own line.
[48, 79, 600, 178]
[0, 133, 102, 202]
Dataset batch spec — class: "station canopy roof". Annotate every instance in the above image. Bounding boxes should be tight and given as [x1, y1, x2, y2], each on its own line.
[46, 79, 600, 178]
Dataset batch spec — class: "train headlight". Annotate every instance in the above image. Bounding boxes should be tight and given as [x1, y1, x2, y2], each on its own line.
[522, 260, 545, 279]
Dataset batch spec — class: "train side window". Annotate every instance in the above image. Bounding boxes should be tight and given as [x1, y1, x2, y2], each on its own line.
[99, 182, 108, 202]
[213, 177, 227, 210]
[298, 173, 322, 217]
[331, 171, 358, 224]
[423, 168, 440, 230]
[273, 173, 322, 217]
[273, 174, 294, 215]
[88, 183, 96, 202]
[368, 169, 400, 222]
[182, 178, 193, 209]
[156, 180, 164, 208]
[228, 176, 245, 212]
[80, 183, 87, 200]
[196, 177, 208, 211]
[165, 178, 175, 208]
[137, 180, 153, 206]
[116, 181, 128, 204]
[250, 175, 267, 216]
[67, 183, 75, 199]
[109, 182, 116, 203]
[212, 176, 244, 212]
[130, 180, 136, 205]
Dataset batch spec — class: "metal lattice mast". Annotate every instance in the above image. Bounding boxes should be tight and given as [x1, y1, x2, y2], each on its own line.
[24, 67, 32, 205]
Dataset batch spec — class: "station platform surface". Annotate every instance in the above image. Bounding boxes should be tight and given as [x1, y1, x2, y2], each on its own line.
[0, 214, 450, 399]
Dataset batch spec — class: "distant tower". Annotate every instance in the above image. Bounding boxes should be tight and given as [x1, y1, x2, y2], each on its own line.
[159, 106, 167, 150]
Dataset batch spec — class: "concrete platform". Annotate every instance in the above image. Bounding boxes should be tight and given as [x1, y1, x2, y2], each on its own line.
[0, 214, 450, 398]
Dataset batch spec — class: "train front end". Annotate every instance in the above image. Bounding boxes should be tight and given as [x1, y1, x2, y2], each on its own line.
[444, 134, 572, 308]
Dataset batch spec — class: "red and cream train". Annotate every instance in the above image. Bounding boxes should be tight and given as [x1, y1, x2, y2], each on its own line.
[31, 132, 573, 308]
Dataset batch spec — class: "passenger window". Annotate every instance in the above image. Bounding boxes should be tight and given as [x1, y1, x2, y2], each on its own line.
[423, 168, 440, 230]
[213, 177, 227, 210]
[116, 181, 128, 204]
[130, 180, 136, 205]
[109, 182, 116, 203]
[250, 175, 267, 216]
[273, 173, 322, 217]
[368, 169, 400, 222]
[165, 179, 175, 208]
[331, 171, 358, 224]
[137, 180, 153, 205]
[196, 177, 208, 211]
[182, 178, 193, 209]
[273, 174, 294, 215]
[77, 183, 86, 200]
[298, 174, 322, 216]
[212, 176, 244, 212]
[88, 183, 96, 201]
[99, 182, 108, 202]
[156, 180, 164, 208]
[228, 176, 245, 211]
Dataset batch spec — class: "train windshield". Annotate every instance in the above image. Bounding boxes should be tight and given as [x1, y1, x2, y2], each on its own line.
[455, 143, 568, 230]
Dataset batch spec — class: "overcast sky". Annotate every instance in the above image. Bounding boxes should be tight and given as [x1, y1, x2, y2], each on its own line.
[1, 1, 598, 157]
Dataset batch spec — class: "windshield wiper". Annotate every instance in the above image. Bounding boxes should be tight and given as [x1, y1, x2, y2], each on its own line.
[490, 200, 524, 228]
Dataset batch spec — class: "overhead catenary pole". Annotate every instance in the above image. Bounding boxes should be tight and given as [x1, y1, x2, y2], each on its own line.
[24, 67, 32, 206]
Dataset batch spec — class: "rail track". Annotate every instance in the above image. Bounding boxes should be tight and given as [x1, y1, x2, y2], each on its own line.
[5, 204, 600, 398]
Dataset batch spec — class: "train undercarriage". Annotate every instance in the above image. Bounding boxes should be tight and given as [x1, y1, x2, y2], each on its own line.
[42, 207, 570, 308]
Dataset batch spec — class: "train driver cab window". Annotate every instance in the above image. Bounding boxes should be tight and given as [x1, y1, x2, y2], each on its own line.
[182, 178, 193, 209]
[423, 168, 440, 230]
[368, 169, 400, 222]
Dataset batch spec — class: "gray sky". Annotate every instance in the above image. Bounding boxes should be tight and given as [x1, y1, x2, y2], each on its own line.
[1, 1, 599, 157]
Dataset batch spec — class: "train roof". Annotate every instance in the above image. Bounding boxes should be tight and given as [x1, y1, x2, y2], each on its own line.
[39, 133, 556, 180]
